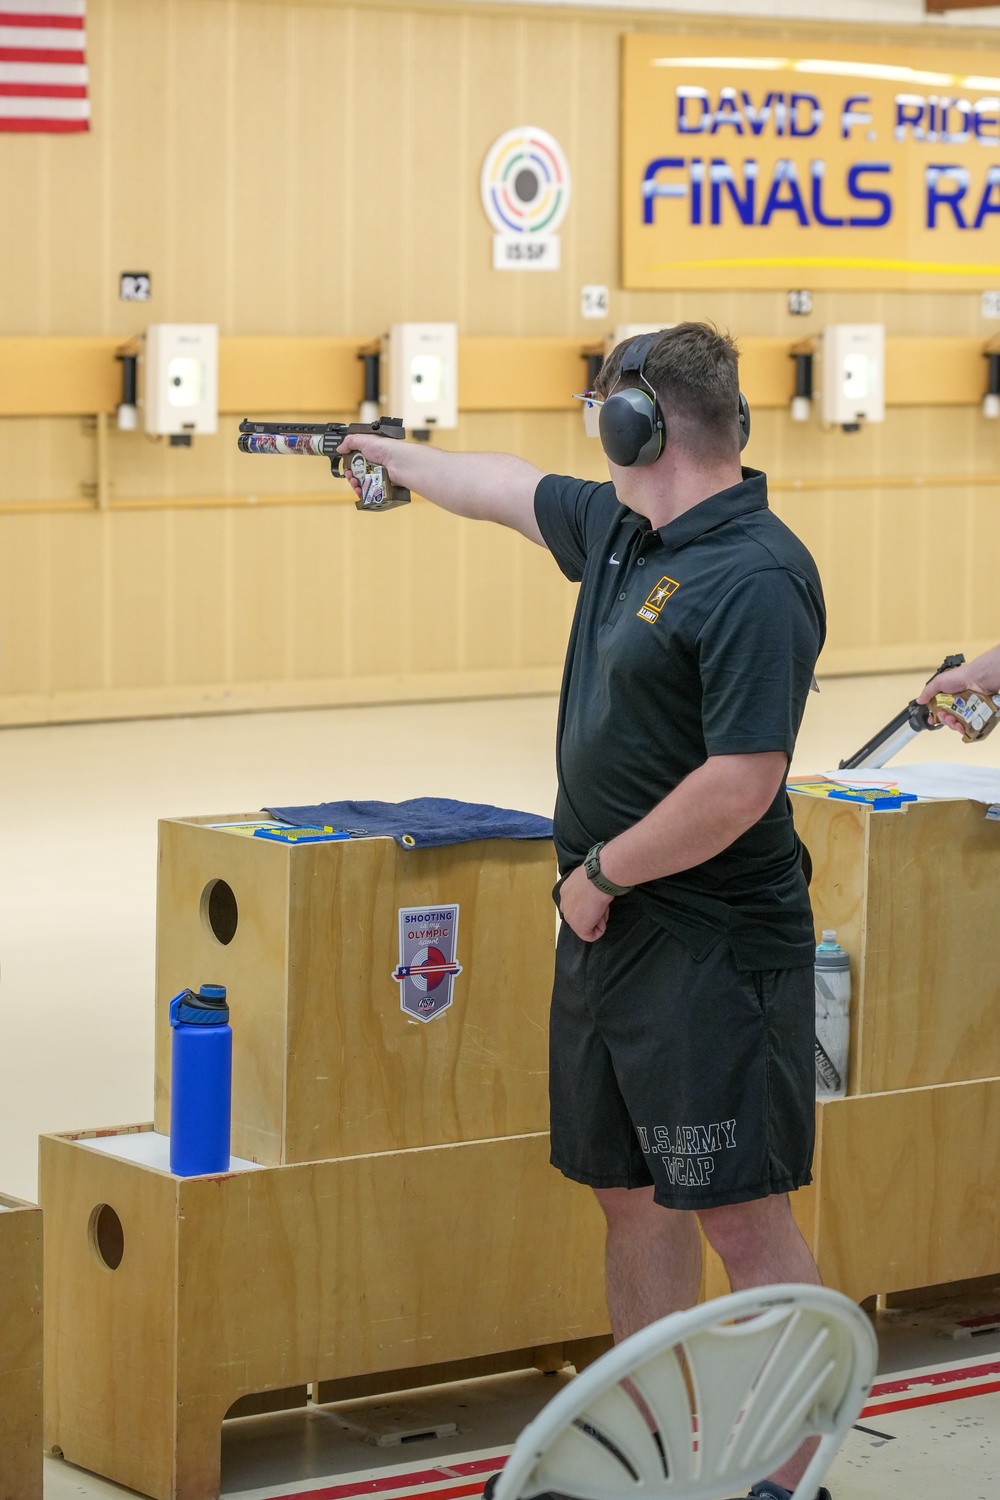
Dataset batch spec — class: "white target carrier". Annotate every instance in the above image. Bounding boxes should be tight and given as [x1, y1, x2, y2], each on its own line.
[143, 323, 219, 438]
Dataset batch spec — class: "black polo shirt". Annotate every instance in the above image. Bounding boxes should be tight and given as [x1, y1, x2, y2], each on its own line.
[534, 468, 825, 972]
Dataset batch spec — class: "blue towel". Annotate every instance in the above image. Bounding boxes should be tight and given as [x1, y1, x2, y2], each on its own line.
[265, 796, 553, 850]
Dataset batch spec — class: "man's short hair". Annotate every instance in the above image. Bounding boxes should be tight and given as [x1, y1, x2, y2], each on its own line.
[595, 322, 741, 465]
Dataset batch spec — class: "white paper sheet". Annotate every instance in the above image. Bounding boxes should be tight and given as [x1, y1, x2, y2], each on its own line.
[822, 763, 1000, 805]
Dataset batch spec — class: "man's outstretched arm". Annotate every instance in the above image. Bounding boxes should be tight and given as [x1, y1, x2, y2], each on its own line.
[339, 433, 546, 546]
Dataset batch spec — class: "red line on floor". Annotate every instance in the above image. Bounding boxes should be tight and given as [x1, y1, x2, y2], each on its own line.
[264, 1457, 504, 1500]
[863, 1376, 1000, 1418]
[271, 1479, 493, 1500]
[866, 1358, 1000, 1398]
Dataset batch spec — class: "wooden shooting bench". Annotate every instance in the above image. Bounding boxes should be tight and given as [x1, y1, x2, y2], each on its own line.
[42, 796, 1000, 1499]
[706, 793, 1000, 1303]
[0, 1190, 43, 1500]
[41, 818, 610, 1500]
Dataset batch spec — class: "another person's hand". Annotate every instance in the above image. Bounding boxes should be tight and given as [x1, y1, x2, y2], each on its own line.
[917, 645, 1000, 732]
[557, 864, 613, 942]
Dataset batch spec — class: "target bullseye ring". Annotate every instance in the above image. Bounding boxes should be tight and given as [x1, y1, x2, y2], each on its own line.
[480, 126, 572, 237]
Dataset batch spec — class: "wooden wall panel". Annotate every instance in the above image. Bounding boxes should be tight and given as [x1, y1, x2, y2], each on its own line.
[294, 11, 354, 335]
[462, 516, 526, 673]
[164, 5, 233, 325]
[349, 8, 412, 331]
[969, 492, 1000, 642]
[822, 493, 880, 653]
[232, 510, 292, 684]
[0, 516, 47, 698]
[0, 344, 119, 418]
[103, 7, 169, 338]
[288, 506, 351, 681]
[402, 501, 464, 676]
[925, 492, 972, 644]
[347, 520, 410, 680]
[461, 16, 527, 337]
[409, 15, 467, 328]
[171, 510, 232, 687]
[0, 0, 999, 723]
[887, 338, 990, 405]
[220, 341, 363, 416]
[109, 512, 169, 689]
[873, 492, 923, 648]
[233, 12, 294, 335]
[48, 517, 106, 694]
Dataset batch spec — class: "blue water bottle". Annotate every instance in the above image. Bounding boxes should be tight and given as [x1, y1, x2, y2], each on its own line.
[168, 983, 232, 1176]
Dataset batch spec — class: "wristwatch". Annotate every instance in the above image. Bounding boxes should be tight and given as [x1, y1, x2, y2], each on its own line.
[583, 841, 633, 898]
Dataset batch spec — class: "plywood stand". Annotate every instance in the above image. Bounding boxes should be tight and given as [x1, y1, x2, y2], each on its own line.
[794, 794, 1000, 1093]
[42, 1126, 607, 1500]
[705, 794, 1000, 1302]
[153, 818, 556, 1165]
[42, 821, 610, 1500]
[43, 797, 1000, 1496]
[0, 1191, 43, 1500]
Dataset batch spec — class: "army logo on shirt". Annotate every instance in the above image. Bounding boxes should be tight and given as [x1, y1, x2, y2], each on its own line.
[637, 576, 679, 624]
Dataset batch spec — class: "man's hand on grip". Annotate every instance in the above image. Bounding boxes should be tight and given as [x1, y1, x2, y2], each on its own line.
[338, 434, 396, 497]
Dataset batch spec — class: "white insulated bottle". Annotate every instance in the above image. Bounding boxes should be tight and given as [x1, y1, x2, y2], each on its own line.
[815, 929, 850, 1099]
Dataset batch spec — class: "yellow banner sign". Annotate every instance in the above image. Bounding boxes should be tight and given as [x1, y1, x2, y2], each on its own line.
[622, 34, 1000, 289]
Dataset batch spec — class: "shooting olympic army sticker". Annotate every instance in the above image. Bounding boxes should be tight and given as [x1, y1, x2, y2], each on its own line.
[392, 905, 463, 1022]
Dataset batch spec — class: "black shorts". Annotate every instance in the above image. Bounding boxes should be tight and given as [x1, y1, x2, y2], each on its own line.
[548, 897, 815, 1211]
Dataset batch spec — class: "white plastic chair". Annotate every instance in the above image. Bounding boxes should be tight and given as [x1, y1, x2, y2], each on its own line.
[492, 1285, 877, 1500]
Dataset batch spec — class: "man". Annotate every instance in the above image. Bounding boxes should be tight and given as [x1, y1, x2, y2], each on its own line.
[343, 324, 828, 1500]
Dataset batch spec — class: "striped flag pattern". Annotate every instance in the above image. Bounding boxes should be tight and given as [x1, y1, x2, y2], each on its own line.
[0, 0, 89, 133]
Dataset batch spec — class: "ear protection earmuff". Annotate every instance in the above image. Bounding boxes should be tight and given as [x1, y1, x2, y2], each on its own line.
[598, 334, 752, 467]
[738, 391, 751, 451]
[598, 334, 664, 468]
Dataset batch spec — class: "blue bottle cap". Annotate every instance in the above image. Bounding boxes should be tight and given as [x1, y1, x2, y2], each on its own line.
[169, 985, 230, 1026]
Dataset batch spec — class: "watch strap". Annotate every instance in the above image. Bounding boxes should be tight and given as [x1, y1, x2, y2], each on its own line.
[583, 841, 633, 898]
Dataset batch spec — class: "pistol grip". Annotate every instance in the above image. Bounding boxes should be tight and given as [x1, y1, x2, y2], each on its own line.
[354, 478, 411, 512]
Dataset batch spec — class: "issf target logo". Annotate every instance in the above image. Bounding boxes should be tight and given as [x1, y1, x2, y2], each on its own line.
[393, 905, 463, 1023]
[480, 126, 572, 272]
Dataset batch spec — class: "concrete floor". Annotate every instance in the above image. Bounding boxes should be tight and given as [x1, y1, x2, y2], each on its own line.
[41, 1305, 1000, 1500]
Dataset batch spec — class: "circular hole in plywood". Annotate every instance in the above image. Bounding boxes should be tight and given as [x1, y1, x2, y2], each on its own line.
[201, 878, 238, 945]
[89, 1203, 124, 1271]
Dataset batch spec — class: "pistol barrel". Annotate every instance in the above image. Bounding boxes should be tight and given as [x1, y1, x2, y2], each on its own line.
[237, 432, 327, 456]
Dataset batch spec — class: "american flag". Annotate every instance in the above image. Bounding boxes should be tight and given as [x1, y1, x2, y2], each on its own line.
[0, 0, 88, 133]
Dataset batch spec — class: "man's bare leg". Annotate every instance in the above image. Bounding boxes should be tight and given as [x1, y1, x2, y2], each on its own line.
[698, 1192, 820, 1292]
[593, 1188, 824, 1495]
[593, 1185, 702, 1339]
[699, 1193, 823, 1495]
